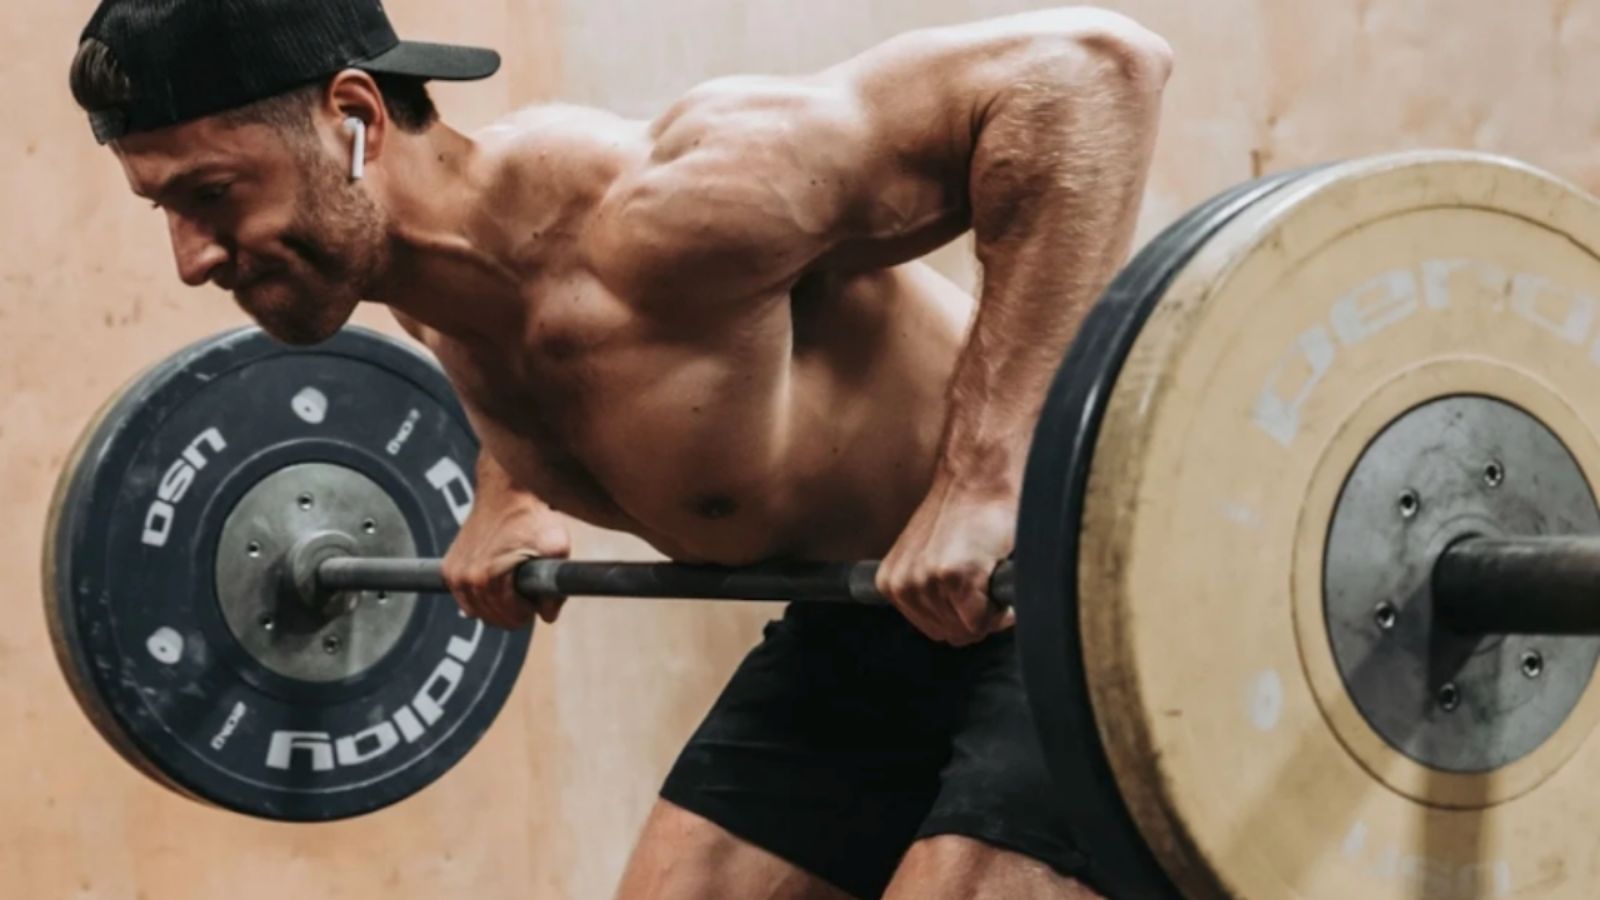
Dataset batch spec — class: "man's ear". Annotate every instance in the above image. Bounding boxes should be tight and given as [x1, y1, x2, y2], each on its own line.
[324, 69, 387, 171]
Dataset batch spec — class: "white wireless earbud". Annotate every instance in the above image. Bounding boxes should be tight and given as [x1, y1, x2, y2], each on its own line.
[343, 116, 366, 181]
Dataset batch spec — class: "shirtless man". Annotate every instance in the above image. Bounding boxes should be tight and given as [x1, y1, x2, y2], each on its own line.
[71, 1, 1169, 896]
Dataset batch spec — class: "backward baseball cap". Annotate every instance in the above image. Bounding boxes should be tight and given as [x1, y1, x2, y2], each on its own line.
[77, 0, 501, 144]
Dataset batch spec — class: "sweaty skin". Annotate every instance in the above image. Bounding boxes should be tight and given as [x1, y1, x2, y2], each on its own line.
[111, 8, 1167, 898]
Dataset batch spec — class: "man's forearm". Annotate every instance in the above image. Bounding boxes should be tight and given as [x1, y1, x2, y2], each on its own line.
[939, 36, 1169, 498]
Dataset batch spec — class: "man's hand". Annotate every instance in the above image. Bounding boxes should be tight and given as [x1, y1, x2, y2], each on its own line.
[876, 477, 1018, 645]
[442, 499, 572, 630]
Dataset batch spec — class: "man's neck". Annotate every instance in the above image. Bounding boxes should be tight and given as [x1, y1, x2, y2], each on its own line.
[367, 125, 529, 344]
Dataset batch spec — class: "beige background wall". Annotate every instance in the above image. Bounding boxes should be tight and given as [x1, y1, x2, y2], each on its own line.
[3, 1, 1596, 898]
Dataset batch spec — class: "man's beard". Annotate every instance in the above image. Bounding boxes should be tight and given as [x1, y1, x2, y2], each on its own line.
[238, 151, 388, 345]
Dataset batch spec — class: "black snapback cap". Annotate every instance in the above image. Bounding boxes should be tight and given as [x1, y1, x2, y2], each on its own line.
[78, 0, 501, 144]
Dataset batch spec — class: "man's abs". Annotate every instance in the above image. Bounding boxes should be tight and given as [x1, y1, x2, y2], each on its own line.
[440, 261, 976, 564]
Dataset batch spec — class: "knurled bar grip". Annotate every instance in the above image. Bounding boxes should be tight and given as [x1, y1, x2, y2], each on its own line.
[317, 556, 1020, 607]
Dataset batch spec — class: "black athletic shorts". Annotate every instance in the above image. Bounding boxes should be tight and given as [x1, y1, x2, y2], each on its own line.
[660, 601, 1088, 899]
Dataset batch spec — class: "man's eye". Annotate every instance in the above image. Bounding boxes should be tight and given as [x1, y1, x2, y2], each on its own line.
[195, 183, 232, 203]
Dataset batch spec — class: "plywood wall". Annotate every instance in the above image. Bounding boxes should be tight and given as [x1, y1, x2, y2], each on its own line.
[3, 1, 1595, 898]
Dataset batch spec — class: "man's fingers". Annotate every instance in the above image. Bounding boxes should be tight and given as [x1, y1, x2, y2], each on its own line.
[905, 566, 967, 646]
[467, 584, 500, 625]
[445, 567, 514, 629]
[957, 588, 1012, 643]
[452, 579, 486, 621]
[441, 537, 576, 630]
[916, 582, 962, 645]
[535, 595, 567, 624]
[485, 571, 533, 629]
[881, 563, 964, 644]
[885, 562, 1011, 646]
[877, 563, 931, 639]
[907, 590, 957, 644]
[936, 568, 987, 645]
[994, 607, 1018, 633]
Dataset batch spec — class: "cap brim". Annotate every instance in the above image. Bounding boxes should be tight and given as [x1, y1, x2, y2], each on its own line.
[358, 41, 501, 82]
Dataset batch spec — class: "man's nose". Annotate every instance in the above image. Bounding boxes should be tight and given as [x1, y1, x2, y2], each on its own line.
[167, 213, 229, 287]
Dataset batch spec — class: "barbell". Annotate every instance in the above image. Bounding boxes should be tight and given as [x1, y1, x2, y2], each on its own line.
[43, 149, 1600, 898]
[257, 522, 1600, 632]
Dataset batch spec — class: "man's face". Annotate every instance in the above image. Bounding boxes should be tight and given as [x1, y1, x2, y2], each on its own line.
[115, 114, 386, 345]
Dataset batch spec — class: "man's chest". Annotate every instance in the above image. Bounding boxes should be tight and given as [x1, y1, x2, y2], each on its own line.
[437, 278, 804, 547]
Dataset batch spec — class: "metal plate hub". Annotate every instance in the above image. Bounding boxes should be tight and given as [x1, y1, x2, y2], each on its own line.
[1325, 395, 1600, 771]
[215, 463, 419, 682]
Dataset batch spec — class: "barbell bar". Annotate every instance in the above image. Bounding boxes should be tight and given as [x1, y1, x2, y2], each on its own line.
[317, 554, 1013, 606]
[313, 540, 1594, 633]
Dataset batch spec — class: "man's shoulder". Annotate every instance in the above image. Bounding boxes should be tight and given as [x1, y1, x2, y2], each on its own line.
[476, 103, 643, 154]
[470, 104, 649, 207]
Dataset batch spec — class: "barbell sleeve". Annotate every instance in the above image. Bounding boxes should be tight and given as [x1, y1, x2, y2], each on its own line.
[316, 556, 1019, 608]
[1434, 536, 1600, 635]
